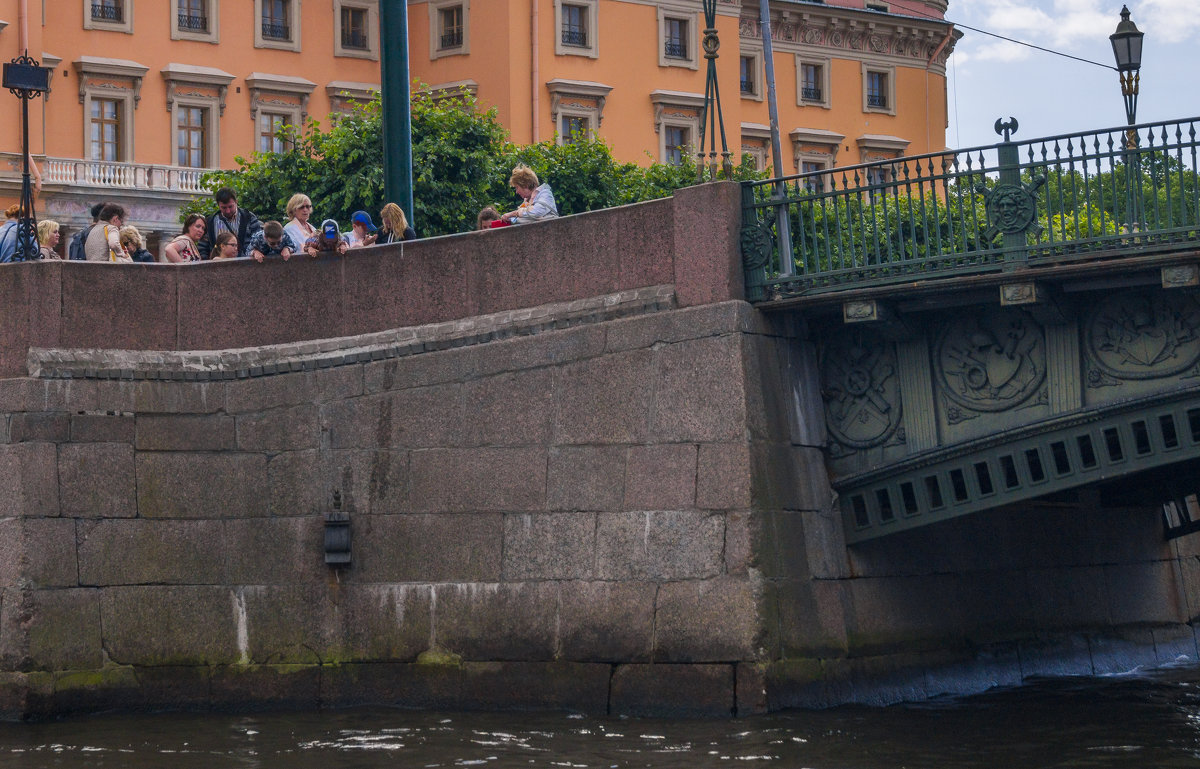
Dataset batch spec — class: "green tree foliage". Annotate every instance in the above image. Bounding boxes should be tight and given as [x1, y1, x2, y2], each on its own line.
[183, 87, 763, 236]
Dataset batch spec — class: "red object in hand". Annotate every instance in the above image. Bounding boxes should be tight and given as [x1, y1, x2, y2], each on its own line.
[489, 220, 513, 228]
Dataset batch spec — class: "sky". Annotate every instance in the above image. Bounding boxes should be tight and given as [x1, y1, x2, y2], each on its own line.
[933, 0, 1199, 149]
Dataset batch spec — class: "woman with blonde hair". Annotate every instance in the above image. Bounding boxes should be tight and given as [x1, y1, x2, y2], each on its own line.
[499, 165, 558, 225]
[119, 225, 155, 262]
[377, 202, 416, 243]
[283, 193, 317, 248]
[37, 219, 62, 259]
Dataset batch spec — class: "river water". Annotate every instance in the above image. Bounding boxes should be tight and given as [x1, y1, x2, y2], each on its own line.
[5, 667, 1200, 768]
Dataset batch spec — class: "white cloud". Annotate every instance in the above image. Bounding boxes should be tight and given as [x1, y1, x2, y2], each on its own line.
[1140, 0, 1200, 45]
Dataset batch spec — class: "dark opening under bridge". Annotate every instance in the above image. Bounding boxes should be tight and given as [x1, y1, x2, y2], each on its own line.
[739, 115, 1200, 544]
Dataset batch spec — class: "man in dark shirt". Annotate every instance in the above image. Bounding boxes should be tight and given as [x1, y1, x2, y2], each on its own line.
[199, 188, 262, 259]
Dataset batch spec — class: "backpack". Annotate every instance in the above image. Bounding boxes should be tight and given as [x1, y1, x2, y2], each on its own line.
[68, 226, 89, 261]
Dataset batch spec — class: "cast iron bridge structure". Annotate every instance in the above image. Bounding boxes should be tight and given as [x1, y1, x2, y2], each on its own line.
[740, 116, 1200, 544]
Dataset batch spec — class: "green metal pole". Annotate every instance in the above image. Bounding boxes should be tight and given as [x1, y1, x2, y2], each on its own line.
[379, 0, 414, 227]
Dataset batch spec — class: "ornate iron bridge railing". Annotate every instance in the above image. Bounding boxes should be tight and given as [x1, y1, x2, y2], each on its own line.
[740, 116, 1200, 302]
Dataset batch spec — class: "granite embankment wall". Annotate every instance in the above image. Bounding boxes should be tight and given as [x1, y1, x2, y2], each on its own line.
[1, 182, 1199, 719]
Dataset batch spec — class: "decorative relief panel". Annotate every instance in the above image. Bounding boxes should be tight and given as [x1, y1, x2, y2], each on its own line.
[1084, 290, 1200, 385]
[820, 333, 903, 455]
[935, 308, 1046, 414]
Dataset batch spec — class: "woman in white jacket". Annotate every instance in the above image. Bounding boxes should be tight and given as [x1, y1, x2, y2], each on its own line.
[500, 165, 558, 225]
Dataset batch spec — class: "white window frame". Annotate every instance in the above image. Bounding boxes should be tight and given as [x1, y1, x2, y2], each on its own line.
[657, 6, 698, 70]
[86, 93, 132, 162]
[83, 0, 134, 34]
[862, 63, 896, 115]
[254, 0, 301, 53]
[326, 80, 382, 114]
[740, 122, 771, 172]
[797, 157, 832, 194]
[738, 47, 763, 101]
[546, 78, 611, 146]
[173, 99, 215, 169]
[558, 111, 594, 145]
[171, 0, 219, 44]
[74, 57, 148, 162]
[246, 72, 315, 131]
[257, 111, 293, 154]
[662, 122, 695, 166]
[429, 0, 469, 59]
[796, 56, 831, 109]
[162, 64, 234, 169]
[554, 0, 598, 59]
[789, 127, 844, 182]
[651, 89, 703, 164]
[334, 0, 378, 60]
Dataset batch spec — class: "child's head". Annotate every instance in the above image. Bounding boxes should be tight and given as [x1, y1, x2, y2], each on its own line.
[477, 206, 500, 230]
[263, 220, 283, 248]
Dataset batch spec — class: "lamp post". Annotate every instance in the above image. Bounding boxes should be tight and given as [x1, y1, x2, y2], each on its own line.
[1110, 5, 1144, 231]
[3, 52, 49, 262]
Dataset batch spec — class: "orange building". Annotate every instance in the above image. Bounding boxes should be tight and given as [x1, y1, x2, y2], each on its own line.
[0, 0, 957, 251]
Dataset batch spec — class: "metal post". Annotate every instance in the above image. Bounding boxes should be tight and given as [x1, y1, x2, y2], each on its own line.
[379, 0, 414, 228]
[759, 0, 793, 276]
[1120, 69, 1141, 232]
[4, 52, 48, 262]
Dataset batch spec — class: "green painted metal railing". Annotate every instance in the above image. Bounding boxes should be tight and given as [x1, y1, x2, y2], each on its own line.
[740, 116, 1200, 301]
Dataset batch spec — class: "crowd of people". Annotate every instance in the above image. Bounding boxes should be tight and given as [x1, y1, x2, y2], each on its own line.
[0, 164, 558, 264]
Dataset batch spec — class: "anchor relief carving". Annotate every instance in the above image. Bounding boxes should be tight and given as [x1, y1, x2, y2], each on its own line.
[1085, 290, 1200, 382]
[821, 334, 902, 452]
[935, 308, 1046, 413]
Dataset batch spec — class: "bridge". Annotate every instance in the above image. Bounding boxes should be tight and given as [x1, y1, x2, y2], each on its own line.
[739, 115, 1200, 545]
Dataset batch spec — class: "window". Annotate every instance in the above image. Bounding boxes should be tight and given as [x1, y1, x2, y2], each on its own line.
[790, 127, 844, 179]
[254, 0, 300, 51]
[651, 89, 703, 162]
[335, 1, 378, 59]
[739, 122, 771, 172]
[863, 64, 896, 114]
[801, 160, 828, 194]
[561, 115, 589, 144]
[738, 49, 763, 100]
[865, 2, 889, 11]
[83, 0, 133, 33]
[172, 0, 218, 43]
[430, 0, 469, 59]
[664, 125, 691, 166]
[740, 56, 754, 95]
[177, 106, 208, 168]
[546, 78, 611, 147]
[554, 0, 598, 58]
[657, 8, 697, 69]
[90, 99, 122, 162]
[797, 58, 831, 108]
[259, 112, 290, 154]
[562, 4, 586, 46]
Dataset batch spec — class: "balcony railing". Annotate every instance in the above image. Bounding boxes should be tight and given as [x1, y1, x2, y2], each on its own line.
[866, 93, 887, 108]
[262, 21, 290, 40]
[801, 86, 822, 102]
[440, 30, 463, 49]
[740, 78, 754, 94]
[178, 12, 208, 31]
[91, 2, 123, 22]
[342, 30, 368, 49]
[739, 116, 1200, 302]
[664, 41, 687, 58]
[39, 157, 211, 195]
[562, 29, 588, 46]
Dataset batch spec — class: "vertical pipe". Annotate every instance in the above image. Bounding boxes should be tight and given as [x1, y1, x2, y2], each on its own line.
[379, 0, 414, 226]
[531, 0, 540, 143]
[19, 0, 29, 51]
[758, 0, 793, 277]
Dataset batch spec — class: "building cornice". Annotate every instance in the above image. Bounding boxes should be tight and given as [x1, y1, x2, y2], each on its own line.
[73, 56, 150, 105]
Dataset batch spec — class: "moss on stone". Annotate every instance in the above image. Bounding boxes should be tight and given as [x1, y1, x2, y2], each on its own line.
[416, 647, 463, 667]
[54, 666, 138, 691]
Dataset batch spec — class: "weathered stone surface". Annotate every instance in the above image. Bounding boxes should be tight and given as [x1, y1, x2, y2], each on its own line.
[546, 445, 625, 512]
[351, 513, 502, 583]
[100, 586, 239, 665]
[650, 335, 747, 442]
[335, 585, 433, 662]
[671, 182, 743, 308]
[736, 661, 768, 715]
[774, 578, 851, 658]
[329, 449, 409, 515]
[433, 582, 558, 660]
[655, 576, 760, 662]
[210, 664, 320, 711]
[314, 366, 365, 403]
[226, 371, 318, 414]
[596, 511, 724, 580]
[623, 443, 697, 511]
[236, 405, 320, 451]
[59, 443, 135, 518]
[553, 350, 654, 444]
[610, 663, 734, 717]
[458, 661, 610, 712]
[921, 645, 1023, 701]
[751, 444, 835, 512]
[0, 378, 36, 412]
[724, 511, 753, 574]
[238, 585, 332, 665]
[1104, 561, 1185, 624]
[79, 519, 226, 586]
[846, 575, 966, 656]
[605, 301, 758, 354]
[462, 370, 554, 446]
[954, 570, 1036, 642]
[558, 581, 654, 661]
[136, 452, 268, 519]
[387, 384, 465, 448]
[320, 661, 462, 709]
[502, 513, 596, 580]
[410, 447, 547, 513]
[266, 450, 327, 517]
[135, 414, 236, 451]
[1017, 634, 1095, 678]
[1026, 566, 1111, 630]
[0, 442, 59, 517]
[9, 412, 70, 443]
[71, 413, 134, 444]
[0, 518, 76, 588]
[130, 381, 225, 414]
[1087, 628, 1159, 675]
[223, 516, 325, 585]
[25, 590, 103, 671]
[696, 442, 752, 511]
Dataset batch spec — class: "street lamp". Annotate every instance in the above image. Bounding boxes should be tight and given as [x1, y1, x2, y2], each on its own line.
[3, 52, 49, 262]
[1110, 5, 1144, 232]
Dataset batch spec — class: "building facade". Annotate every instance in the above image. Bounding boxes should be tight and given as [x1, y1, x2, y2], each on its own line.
[0, 0, 956, 252]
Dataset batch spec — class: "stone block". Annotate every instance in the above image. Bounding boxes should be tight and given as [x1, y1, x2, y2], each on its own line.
[736, 661, 769, 715]
[433, 582, 558, 660]
[1104, 560, 1185, 624]
[1087, 628, 1159, 674]
[129, 664, 214, 711]
[387, 384, 465, 448]
[604, 301, 755, 354]
[130, 380, 225, 414]
[458, 661, 610, 713]
[334, 584, 434, 662]
[751, 444, 836, 513]
[1026, 566, 1112, 630]
[502, 513, 596, 580]
[363, 347, 475, 395]
[78, 519, 227, 586]
[1156, 624, 1198, 664]
[553, 350, 654, 444]
[38, 379, 103, 414]
[596, 511, 724, 580]
[470, 325, 609, 380]
[671, 182, 744, 308]
[223, 516, 325, 585]
[210, 664, 320, 711]
[135, 414, 236, 451]
[697, 442, 752, 510]
[38, 667, 143, 716]
[24, 589, 104, 671]
[775, 578, 853, 657]
[320, 661, 462, 709]
[0, 378, 36, 412]
[0, 442, 59, 517]
[955, 570, 1037, 642]
[724, 511, 754, 574]
[267, 450, 327, 517]
[100, 585, 240, 665]
[71, 413, 134, 443]
[557, 581, 655, 661]
[610, 663, 734, 717]
[314, 365, 365, 403]
[237, 585, 332, 664]
[655, 576, 761, 662]
[329, 449, 409, 515]
[650, 335, 748, 442]
[623, 444, 697, 511]
[410, 447, 547, 513]
[225, 371, 318, 414]
[462, 369, 554, 446]
[351, 513, 502, 583]
[1017, 634, 1095, 678]
[236, 404, 320, 451]
[136, 452, 268, 519]
[846, 575, 965, 655]
[59, 442, 135, 518]
[8, 412, 69, 443]
[922, 644, 1023, 700]
[546, 445, 625, 512]
[0, 518, 77, 588]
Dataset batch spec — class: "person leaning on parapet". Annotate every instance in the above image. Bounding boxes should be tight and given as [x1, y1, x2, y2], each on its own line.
[476, 206, 500, 230]
[68, 202, 106, 261]
[378, 202, 416, 243]
[84, 203, 132, 263]
[119, 225, 155, 263]
[164, 214, 205, 263]
[199, 187, 262, 260]
[303, 219, 349, 257]
[38, 220, 62, 259]
[248, 220, 296, 262]
[346, 210, 378, 249]
[498, 165, 558, 226]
